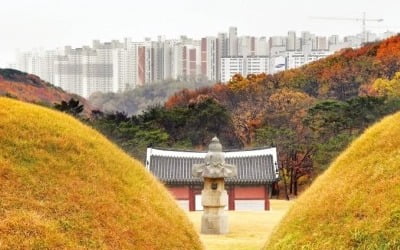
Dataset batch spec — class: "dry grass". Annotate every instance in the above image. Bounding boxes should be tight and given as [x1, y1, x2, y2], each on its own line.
[0, 97, 202, 249]
[187, 200, 293, 250]
[265, 112, 400, 249]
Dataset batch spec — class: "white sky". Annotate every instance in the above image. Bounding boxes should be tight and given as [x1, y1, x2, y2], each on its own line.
[1, 0, 399, 67]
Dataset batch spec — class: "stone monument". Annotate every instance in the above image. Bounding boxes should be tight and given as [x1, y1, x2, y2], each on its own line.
[192, 137, 237, 234]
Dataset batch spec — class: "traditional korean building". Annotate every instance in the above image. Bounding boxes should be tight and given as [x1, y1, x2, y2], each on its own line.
[146, 146, 279, 211]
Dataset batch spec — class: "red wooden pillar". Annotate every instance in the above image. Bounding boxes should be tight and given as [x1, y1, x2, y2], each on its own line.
[189, 186, 195, 211]
[228, 186, 235, 210]
[264, 185, 270, 211]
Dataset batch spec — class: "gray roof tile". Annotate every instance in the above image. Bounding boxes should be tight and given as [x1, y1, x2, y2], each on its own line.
[146, 147, 279, 184]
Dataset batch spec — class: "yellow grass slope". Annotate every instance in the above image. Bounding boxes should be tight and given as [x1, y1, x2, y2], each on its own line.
[265, 112, 400, 249]
[0, 97, 202, 249]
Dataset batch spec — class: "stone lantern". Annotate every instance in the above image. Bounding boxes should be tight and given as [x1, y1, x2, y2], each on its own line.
[192, 137, 237, 234]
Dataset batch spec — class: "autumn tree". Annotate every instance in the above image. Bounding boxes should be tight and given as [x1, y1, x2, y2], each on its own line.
[257, 89, 315, 198]
[372, 72, 400, 97]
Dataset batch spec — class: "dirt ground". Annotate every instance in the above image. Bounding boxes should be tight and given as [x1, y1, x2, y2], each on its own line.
[186, 199, 294, 250]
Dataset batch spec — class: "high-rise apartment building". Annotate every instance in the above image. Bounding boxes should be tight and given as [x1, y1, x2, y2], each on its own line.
[186, 41, 202, 81]
[286, 51, 333, 69]
[255, 37, 269, 56]
[316, 36, 328, 51]
[39, 50, 57, 84]
[161, 40, 173, 80]
[221, 56, 270, 83]
[91, 42, 115, 96]
[171, 43, 185, 80]
[287, 31, 296, 51]
[54, 47, 85, 96]
[247, 56, 269, 75]
[328, 35, 339, 46]
[201, 37, 218, 81]
[269, 36, 287, 56]
[301, 31, 312, 47]
[238, 36, 256, 57]
[54, 41, 123, 97]
[217, 32, 229, 81]
[16, 51, 32, 74]
[228, 27, 238, 56]
[113, 42, 138, 93]
[16, 50, 57, 84]
[220, 56, 244, 83]
[163, 40, 201, 82]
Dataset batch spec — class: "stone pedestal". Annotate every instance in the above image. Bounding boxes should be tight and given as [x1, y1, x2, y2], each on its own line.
[201, 178, 228, 234]
[201, 211, 228, 234]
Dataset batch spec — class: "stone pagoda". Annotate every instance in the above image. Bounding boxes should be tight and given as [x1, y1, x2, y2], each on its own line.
[192, 137, 237, 234]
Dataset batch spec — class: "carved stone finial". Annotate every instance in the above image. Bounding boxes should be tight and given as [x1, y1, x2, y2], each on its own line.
[208, 136, 222, 152]
[192, 137, 237, 179]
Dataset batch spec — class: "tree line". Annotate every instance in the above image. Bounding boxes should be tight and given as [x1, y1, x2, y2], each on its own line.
[55, 89, 400, 199]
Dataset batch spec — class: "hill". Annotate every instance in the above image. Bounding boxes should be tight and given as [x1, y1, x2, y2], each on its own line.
[0, 68, 91, 112]
[165, 35, 400, 145]
[264, 112, 400, 249]
[0, 97, 202, 249]
[89, 79, 213, 116]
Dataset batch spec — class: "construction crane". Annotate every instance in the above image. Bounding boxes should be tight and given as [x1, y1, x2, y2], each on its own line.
[310, 12, 384, 44]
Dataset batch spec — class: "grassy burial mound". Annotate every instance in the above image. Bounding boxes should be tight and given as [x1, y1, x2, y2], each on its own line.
[265, 112, 400, 249]
[0, 97, 202, 249]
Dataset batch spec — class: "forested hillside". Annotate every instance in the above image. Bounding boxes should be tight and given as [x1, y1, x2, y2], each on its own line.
[166, 35, 400, 145]
[89, 35, 400, 197]
[0, 68, 91, 112]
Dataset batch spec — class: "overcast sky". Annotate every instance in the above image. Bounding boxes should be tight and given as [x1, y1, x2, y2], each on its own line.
[1, 0, 399, 67]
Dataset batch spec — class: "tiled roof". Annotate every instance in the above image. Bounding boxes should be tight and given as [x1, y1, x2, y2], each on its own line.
[146, 147, 279, 184]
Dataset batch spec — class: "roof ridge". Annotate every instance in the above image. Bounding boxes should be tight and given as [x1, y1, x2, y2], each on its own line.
[150, 146, 276, 153]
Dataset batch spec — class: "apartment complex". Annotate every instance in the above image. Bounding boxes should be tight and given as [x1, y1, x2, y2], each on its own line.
[221, 56, 271, 83]
[14, 28, 395, 97]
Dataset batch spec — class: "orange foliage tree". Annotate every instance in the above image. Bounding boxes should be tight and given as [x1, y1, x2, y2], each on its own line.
[257, 89, 315, 197]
